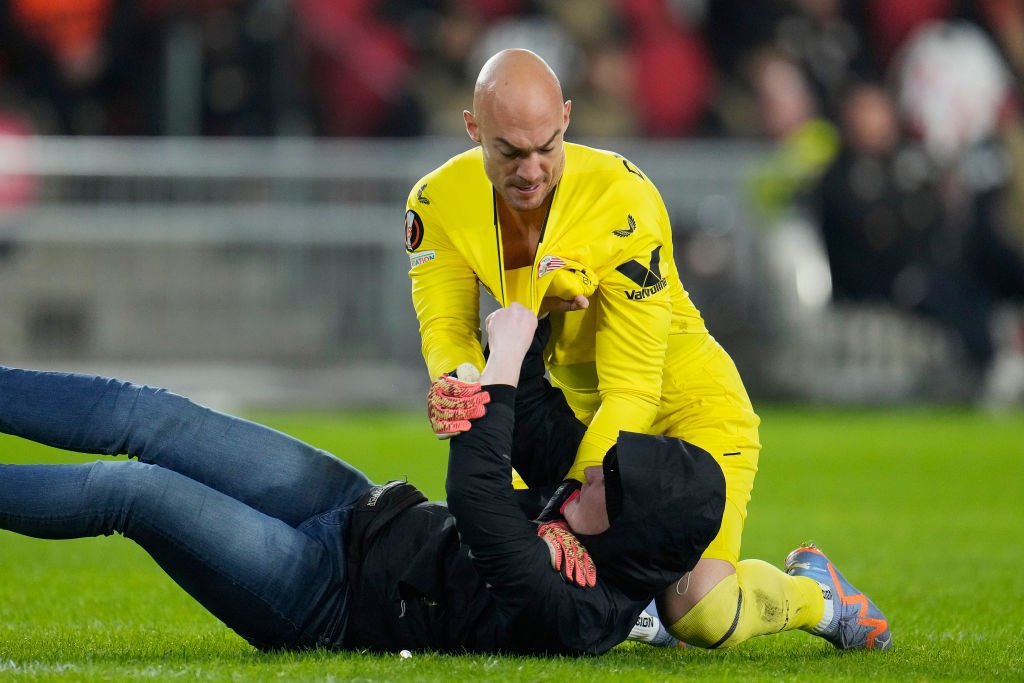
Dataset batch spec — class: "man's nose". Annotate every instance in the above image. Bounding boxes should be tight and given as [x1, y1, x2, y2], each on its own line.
[517, 153, 543, 182]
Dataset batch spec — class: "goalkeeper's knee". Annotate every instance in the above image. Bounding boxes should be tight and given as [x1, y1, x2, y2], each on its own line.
[667, 572, 742, 649]
[668, 559, 822, 648]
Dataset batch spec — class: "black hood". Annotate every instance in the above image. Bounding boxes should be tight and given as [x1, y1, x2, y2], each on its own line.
[577, 432, 726, 601]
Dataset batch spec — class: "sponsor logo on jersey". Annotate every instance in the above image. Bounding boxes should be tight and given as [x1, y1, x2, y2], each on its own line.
[416, 183, 431, 204]
[613, 214, 637, 238]
[615, 154, 646, 181]
[409, 250, 436, 267]
[537, 254, 567, 278]
[616, 245, 667, 300]
[405, 209, 424, 252]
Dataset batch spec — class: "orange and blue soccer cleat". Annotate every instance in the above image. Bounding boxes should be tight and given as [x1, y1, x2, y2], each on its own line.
[785, 544, 893, 650]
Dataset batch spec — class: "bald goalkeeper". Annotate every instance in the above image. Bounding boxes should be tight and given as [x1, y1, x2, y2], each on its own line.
[404, 48, 891, 653]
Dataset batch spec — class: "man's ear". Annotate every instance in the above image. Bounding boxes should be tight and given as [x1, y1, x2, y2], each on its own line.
[563, 100, 572, 130]
[464, 110, 480, 143]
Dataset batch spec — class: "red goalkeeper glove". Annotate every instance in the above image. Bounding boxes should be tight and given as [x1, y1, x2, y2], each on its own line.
[426, 372, 489, 439]
[535, 481, 596, 588]
[538, 520, 597, 588]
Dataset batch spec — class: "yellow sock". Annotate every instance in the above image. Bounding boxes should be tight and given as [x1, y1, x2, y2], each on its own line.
[668, 559, 825, 648]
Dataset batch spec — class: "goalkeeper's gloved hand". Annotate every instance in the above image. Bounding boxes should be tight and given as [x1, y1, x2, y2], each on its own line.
[535, 480, 596, 588]
[538, 520, 597, 588]
[426, 364, 488, 439]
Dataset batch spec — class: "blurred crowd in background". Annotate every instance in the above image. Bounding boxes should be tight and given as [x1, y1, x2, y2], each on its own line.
[3, 0, 1024, 139]
[2, 0, 1024, 400]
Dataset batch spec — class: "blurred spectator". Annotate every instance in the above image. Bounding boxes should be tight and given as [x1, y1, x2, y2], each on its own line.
[619, 0, 715, 137]
[704, 0, 872, 133]
[540, 0, 616, 46]
[775, 0, 873, 120]
[1, 0, 1021, 143]
[975, 106, 1024, 305]
[536, 0, 639, 137]
[467, 10, 583, 93]
[402, 0, 481, 136]
[0, 0, 163, 135]
[894, 20, 1011, 165]
[193, 0, 308, 136]
[746, 47, 839, 218]
[565, 36, 639, 138]
[817, 83, 942, 302]
[814, 80, 1003, 389]
[894, 20, 1024, 395]
[293, 0, 424, 137]
[703, 0, 793, 78]
[863, 0, 954, 67]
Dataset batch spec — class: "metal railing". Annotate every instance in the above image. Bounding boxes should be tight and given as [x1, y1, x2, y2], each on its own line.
[0, 136, 956, 406]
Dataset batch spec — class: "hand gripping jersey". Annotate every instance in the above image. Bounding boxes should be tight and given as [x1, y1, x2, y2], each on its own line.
[406, 142, 738, 482]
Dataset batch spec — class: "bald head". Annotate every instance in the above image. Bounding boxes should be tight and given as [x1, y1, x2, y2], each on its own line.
[465, 49, 571, 213]
[473, 49, 564, 129]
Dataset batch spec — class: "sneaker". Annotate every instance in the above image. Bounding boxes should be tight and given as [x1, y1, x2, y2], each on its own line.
[785, 544, 893, 650]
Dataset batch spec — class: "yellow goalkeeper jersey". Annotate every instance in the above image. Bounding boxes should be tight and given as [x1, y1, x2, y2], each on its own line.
[406, 142, 732, 480]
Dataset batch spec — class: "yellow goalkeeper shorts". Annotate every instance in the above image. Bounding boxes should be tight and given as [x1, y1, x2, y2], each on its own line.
[651, 332, 761, 567]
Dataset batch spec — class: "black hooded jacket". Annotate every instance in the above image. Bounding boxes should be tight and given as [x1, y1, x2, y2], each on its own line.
[340, 325, 725, 654]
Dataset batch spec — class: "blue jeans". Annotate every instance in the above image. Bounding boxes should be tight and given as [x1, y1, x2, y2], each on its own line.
[0, 366, 375, 650]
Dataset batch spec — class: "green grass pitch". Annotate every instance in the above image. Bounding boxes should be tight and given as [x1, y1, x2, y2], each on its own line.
[1, 406, 1022, 681]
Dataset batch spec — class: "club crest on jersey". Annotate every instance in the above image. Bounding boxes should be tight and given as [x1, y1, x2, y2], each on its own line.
[537, 255, 567, 278]
[405, 210, 424, 252]
[616, 245, 668, 300]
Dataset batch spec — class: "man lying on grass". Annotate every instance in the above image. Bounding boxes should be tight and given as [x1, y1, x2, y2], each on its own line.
[0, 304, 725, 654]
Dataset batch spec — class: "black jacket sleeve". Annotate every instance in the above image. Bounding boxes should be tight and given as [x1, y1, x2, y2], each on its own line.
[509, 318, 587, 487]
[446, 385, 641, 654]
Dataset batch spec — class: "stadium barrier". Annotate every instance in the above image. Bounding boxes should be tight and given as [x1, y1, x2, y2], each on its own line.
[0, 136, 956, 407]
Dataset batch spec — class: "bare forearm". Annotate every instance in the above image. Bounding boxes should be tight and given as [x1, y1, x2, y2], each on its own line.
[480, 351, 522, 387]
[479, 304, 538, 388]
